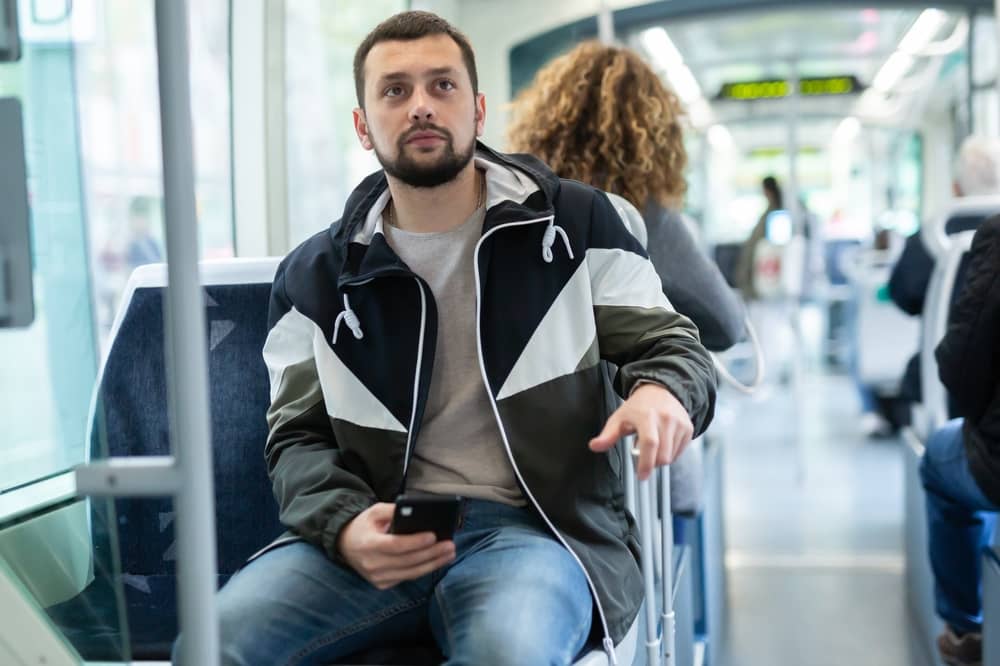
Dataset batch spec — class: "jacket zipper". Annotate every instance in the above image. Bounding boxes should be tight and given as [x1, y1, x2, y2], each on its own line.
[340, 272, 428, 490]
[402, 277, 428, 480]
[472, 216, 618, 664]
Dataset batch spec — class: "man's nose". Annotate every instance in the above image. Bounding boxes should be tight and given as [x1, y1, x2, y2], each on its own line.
[409, 91, 435, 122]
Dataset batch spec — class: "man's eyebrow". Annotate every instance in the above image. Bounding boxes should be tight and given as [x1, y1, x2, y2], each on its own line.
[377, 71, 412, 83]
[425, 66, 458, 77]
[377, 67, 458, 84]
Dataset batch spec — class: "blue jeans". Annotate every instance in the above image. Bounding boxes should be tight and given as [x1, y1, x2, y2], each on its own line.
[920, 419, 999, 634]
[188, 500, 593, 665]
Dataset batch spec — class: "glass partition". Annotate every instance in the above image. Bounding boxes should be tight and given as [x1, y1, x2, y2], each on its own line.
[0, 2, 129, 661]
[0, 495, 131, 662]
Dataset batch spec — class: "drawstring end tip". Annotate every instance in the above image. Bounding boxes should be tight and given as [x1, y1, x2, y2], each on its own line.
[603, 637, 617, 665]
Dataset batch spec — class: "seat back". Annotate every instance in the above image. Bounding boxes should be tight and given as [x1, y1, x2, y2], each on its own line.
[61, 259, 288, 657]
[90, 259, 285, 578]
[915, 195, 1000, 438]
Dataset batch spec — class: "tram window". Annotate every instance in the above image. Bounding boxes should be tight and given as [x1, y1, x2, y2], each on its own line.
[1, 0, 233, 493]
[74, 0, 234, 343]
[284, 0, 405, 247]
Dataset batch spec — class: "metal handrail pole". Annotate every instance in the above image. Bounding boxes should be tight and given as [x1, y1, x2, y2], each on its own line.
[660, 465, 675, 666]
[635, 450, 662, 666]
[154, 1, 220, 664]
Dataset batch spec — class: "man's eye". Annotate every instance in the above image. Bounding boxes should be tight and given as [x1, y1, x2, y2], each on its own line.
[385, 86, 404, 97]
[438, 80, 456, 91]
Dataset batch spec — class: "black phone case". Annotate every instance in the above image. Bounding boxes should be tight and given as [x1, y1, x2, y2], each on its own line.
[390, 496, 462, 541]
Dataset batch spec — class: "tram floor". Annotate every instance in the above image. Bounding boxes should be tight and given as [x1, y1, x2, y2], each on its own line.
[715, 369, 932, 666]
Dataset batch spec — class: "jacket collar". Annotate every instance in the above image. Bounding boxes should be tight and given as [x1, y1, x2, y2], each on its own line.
[332, 142, 560, 287]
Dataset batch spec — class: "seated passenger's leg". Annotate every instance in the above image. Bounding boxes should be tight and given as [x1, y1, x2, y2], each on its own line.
[920, 419, 999, 635]
[173, 540, 434, 666]
[428, 504, 593, 666]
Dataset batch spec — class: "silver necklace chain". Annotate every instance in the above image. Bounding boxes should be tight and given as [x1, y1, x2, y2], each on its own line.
[386, 170, 485, 228]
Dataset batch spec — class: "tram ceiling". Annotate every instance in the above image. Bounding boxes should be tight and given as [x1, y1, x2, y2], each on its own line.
[623, 5, 973, 127]
[613, 0, 994, 27]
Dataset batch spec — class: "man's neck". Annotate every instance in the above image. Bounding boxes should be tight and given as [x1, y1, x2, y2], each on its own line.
[386, 162, 483, 233]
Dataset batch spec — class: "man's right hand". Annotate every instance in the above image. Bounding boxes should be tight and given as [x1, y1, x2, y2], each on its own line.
[336, 502, 455, 590]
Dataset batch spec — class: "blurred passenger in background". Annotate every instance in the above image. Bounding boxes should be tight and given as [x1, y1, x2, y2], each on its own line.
[920, 214, 1000, 666]
[507, 40, 744, 517]
[889, 136, 1000, 408]
[734, 175, 783, 301]
[840, 227, 900, 438]
[124, 196, 163, 273]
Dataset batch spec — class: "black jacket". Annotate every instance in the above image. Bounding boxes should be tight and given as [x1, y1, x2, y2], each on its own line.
[890, 215, 983, 403]
[259, 143, 717, 646]
[936, 215, 1000, 505]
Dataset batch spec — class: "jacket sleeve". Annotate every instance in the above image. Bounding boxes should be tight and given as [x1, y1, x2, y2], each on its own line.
[644, 205, 747, 351]
[588, 192, 718, 436]
[935, 217, 1000, 421]
[262, 262, 376, 562]
[888, 231, 934, 316]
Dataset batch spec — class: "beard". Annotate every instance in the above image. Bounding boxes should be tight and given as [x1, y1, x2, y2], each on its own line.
[373, 123, 476, 188]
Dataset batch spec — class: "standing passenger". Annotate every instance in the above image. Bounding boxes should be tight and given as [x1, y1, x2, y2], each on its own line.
[735, 176, 784, 301]
[182, 11, 717, 665]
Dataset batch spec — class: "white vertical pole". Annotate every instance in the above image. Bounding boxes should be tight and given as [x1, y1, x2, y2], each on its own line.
[785, 62, 806, 484]
[597, 0, 615, 44]
[154, 1, 220, 664]
[785, 63, 801, 242]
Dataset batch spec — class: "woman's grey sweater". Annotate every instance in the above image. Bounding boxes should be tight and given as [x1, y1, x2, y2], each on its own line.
[642, 201, 746, 352]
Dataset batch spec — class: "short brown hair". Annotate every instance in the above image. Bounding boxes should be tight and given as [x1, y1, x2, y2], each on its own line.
[353, 11, 478, 108]
[507, 41, 687, 210]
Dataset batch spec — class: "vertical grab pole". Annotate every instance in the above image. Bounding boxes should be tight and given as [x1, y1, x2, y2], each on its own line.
[154, 1, 220, 664]
[660, 467, 675, 666]
[635, 441, 662, 666]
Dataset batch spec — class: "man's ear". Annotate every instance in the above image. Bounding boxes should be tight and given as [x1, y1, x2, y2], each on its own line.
[475, 93, 486, 138]
[353, 108, 374, 150]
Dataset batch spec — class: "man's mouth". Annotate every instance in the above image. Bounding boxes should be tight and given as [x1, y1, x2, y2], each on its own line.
[405, 131, 446, 146]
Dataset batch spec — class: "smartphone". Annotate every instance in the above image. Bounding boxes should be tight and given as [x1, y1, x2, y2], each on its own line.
[389, 494, 462, 542]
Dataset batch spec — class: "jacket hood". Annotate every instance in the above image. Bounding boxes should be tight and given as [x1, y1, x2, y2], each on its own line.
[330, 141, 560, 252]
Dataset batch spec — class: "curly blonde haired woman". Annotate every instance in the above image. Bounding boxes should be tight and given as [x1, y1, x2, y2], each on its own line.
[508, 41, 744, 352]
[509, 41, 745, 515]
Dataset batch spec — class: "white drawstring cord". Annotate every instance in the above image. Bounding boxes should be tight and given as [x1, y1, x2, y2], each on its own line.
[541, 218, 574, 263]
[331, 293, 363, 344]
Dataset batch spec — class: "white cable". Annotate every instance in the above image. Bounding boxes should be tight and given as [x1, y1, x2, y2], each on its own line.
[712, 313, 766, 395]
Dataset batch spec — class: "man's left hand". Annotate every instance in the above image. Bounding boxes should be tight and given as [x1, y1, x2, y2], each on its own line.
[588, 383, 694, 481]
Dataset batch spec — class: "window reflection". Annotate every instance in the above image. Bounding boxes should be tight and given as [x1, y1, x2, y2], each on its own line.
[74, 0, 233, 342]
[284, 0, 404, 247]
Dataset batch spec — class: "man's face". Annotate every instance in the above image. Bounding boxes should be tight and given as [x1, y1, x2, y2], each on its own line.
[354, 34, 485, 188]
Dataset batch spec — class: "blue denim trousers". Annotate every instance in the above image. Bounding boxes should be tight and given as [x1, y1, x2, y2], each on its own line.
[192, 500, 593, 666]
[920, 419, 999, 634]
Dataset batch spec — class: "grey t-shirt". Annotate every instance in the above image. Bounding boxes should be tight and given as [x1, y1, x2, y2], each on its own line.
[383, 206, 525, 507]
